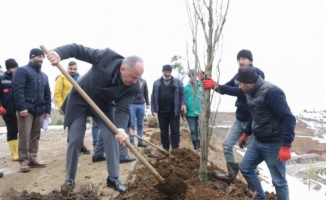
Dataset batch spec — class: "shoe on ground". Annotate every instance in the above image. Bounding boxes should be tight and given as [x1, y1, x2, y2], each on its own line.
[92, 155, 106, 162]
[107, 177, 127, 193]
[29, 160, 46, 168]
[137, 141, 148, 147]
[20, 161, 30, 172]
[0, 172, 3, 178]
[119, 155, 136, 163]
[81, 146, 91, 154]
[65, 180, 75, 188]
[60, 180, 75, 195]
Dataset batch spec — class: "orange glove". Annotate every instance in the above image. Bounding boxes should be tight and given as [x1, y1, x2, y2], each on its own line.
[238, 133, 249, 149]
[0, 106, 6, 116]
[278, 146, 291, 162]
[201, 78, 216, 89]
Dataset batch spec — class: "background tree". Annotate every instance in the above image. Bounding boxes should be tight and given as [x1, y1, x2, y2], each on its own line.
[185, 0, 230, 181]
[171, 55, 187, 82]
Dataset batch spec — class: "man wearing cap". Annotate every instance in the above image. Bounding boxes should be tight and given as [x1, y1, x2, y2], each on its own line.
[236, 65, 295, 200]
[201, 49, 265, 183]
[12, 48, 51, 173]
[151, 65, 186, 151]
[0, 59, 19, 161]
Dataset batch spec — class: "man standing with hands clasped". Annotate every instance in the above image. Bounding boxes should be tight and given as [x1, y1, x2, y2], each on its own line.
[151, 65, 186, 151]
[13, 48, 51, 173]
[236, 66, 295, 200]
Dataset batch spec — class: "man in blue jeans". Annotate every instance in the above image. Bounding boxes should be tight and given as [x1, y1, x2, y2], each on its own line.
[202, 49, 265, 183]
[92, 121, 99, 149]
[236, 66, 295, 200]
[129, 77, 149, 147]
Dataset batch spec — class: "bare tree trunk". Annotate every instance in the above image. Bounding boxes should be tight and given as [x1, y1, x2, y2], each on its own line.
[199, 90, 212, 180]
[186, 0, 230, 181]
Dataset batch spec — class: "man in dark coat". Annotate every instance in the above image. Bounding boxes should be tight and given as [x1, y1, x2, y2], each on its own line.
[47, 43, 144, 193]
[151, 65, 186, 151]
[236, 66, 295, 199]
[13, 48, 51, 173]
[0, 59, 19, 161]
[201, 49, 265, 183]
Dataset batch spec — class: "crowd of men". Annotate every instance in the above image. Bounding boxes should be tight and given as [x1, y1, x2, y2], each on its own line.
[0, 46, 295, 199]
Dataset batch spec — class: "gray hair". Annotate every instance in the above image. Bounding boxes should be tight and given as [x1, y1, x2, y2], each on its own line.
[122, 55, 143, 69]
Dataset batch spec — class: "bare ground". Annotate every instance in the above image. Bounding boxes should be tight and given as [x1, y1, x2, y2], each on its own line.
[0, 121, 278, 199]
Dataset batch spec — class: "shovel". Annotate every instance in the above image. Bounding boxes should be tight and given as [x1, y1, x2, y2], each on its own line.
[132, 134, 169, 155]
[40, 45, 187, 195]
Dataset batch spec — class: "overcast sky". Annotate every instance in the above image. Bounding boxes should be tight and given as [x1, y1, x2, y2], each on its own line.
[0, 0, 325, 114]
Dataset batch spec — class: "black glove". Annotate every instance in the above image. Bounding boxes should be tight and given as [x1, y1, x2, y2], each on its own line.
[239, 140, 247, 149]
[238, 133, 249, 149]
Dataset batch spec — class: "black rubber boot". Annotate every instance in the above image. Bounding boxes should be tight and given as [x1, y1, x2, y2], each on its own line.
[213, 162, 239, 183]
[193, 140, 200, 150]
[192, 141, 197, 150]
[196, 140, 200, 150]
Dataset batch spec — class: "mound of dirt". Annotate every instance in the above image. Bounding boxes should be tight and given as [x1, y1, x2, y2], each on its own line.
[116, 147, 256, 200]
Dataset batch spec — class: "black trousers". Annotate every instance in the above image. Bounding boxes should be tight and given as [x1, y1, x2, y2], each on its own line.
[158, 112, 180, 150]
[3, 114, 18, 141]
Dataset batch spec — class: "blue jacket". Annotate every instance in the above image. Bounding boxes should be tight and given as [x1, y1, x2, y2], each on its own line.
[12, 62, 51, 116]
[0, 71, 15, 115]
[216, 65, 264, 121]
[184, 80, 202, 117]
[151, 76, 186, 116]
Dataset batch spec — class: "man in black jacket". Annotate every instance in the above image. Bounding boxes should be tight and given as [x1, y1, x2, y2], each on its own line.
[47, 43, 144, 193]
[0, 59, 19, 162]
[13, 48, 51, 173]
[236, 66, 295, 200]
[201, 49, 265, 183]
[151, 65, 187, 151]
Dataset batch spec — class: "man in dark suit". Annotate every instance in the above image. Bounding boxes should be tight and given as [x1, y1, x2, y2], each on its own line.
[47, 43, 144, 193]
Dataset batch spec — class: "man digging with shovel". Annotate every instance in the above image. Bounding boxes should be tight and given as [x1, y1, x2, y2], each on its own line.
[46, 43, 144, 193]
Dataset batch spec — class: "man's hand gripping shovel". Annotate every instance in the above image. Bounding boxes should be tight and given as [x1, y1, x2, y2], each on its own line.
[41, 45, 187, 195]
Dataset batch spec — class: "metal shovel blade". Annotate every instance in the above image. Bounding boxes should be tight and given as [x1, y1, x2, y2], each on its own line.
[154, 173, 188, 195]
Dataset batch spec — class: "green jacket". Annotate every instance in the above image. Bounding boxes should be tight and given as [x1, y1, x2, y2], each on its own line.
[184, 80, 202, 117]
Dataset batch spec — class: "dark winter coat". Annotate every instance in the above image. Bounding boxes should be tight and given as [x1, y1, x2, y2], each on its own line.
[12, 62, 51, 116]
[0, 71, 15, 115]
[151, 76, 186, 116]
[54, 43, 140, 129]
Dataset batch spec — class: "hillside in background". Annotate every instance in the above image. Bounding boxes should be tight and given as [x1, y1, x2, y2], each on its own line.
[212, 110, 326, 156]
[1, 110, 325, 156]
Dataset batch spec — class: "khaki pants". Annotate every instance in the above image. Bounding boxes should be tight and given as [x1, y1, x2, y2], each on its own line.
[17, 112, 43, 163]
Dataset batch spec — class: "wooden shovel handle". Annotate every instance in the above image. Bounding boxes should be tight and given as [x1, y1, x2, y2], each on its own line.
[133, 134, 169, 155]
[40, 45, 165, 183]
